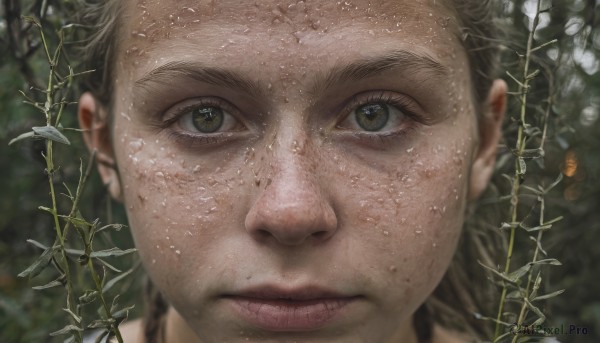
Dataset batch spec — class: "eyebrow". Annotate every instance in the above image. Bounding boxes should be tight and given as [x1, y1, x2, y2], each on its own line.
[134, 61, 266, 98]
[134, 49, 449, 99]
[311, 49, 449, 95]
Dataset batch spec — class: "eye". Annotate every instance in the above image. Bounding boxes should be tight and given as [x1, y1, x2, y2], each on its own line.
[169, 98, 245, 135]
[185, 106, 224, 133]
[337, 92, 421, 134]
[354, 103, 391, 131]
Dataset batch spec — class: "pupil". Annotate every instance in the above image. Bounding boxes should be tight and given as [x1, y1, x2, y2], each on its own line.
[192, 107, 224, 133]
[356, 103, 389, 131]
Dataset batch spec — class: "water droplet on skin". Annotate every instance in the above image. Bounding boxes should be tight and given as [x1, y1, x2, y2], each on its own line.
[415, 230, 422, 235]
[383, 230, 389, 236]
[175, 250, 181, 255]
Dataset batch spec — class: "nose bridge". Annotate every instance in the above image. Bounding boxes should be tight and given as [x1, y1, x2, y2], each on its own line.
[244, 129, 338, 246]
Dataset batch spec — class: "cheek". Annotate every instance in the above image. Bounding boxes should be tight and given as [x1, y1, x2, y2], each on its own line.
[114, 136, 247, 290]
[331, 129, 472, 308]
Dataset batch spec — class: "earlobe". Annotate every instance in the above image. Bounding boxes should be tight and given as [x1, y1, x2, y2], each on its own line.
[468, 79, 507, 201]
[78, 92, 123, 202]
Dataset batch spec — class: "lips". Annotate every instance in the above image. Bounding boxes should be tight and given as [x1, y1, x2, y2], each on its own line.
[222, 285, 361, 331]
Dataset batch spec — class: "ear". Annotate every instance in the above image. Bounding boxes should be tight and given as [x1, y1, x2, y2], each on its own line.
[468, 79, 507, 201]
[78, 92, 123, 202]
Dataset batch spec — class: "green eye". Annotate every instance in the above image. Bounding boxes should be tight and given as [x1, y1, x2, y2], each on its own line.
[355, 103, 390, 131]
[191, 106, 224, 133]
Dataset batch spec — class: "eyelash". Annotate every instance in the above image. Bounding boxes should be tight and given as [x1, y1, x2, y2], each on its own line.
[162, 92, 424, 148]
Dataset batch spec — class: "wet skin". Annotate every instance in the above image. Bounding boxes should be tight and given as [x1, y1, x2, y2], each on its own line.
[79, 0, 506, 342]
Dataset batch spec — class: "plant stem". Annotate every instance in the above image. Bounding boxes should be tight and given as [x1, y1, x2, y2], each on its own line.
[86, 258, 124, 343]
[493, 0, 542, 340]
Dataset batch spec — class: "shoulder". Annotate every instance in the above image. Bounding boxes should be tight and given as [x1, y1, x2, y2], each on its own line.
[432, 324, 478, 343]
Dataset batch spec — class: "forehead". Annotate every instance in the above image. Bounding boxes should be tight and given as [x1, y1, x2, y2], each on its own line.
[120, 0, 461, 65]
[126, 0, 454, 29]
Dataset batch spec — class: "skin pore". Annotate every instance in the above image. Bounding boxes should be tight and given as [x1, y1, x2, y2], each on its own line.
[79, 0, 506, 342]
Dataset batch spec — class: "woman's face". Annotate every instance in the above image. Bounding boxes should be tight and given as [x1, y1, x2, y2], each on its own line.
[90, 0, 499, 341]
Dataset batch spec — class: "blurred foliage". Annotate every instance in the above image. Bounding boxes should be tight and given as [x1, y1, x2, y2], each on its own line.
[0, 1, 141, 342]
[472, 0, 600, 341]
[0, 0, 598, 342]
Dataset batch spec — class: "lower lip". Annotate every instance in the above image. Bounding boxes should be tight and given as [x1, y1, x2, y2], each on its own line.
[224, 296, 358, 331]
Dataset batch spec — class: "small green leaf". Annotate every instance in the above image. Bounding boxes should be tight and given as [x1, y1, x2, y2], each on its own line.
[59, 215, 92, 229]
[49, 324, 83, 336]
[103, 268, 134, 293]
[520, 223, 552, 232]
[91, 247, 137, 258]
[8, 131, 36, 146]
[38, 206, 56, 215]
[63, 308, 82, 324]
[533, 289, 565, 301]
[65, 248, 85, 256]
[18, 247, 54, 278]
[111, 294, 121, 313]
[97, 258, 122, 273]
[112, 305, 135, 319]
[79, 290, 99, 304]
[477, 261, 518, 284]
[26, 239, 49, 250]
[543, 216, 564, 226]
[507, 263, 532, 282]
[524, 298, 546, 325]
[32, 279, 63, 290]
[517, 157, 527, 175]
[499, 222, 519, 231]
[96, 223, 127, 234]
[533, 258, 561, 266]
[506, 290, 522, 299]
[88, 318, 115, 329]
[544, 173, 564, 193]
[32, 126, 70, 145]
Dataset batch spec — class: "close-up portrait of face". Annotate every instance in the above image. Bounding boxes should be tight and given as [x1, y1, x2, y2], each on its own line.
[2, 0, 598, 343]
[78, 0, 506, 342]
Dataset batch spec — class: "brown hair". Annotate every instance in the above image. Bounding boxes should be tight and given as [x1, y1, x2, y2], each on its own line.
[78, 0, 505, 341]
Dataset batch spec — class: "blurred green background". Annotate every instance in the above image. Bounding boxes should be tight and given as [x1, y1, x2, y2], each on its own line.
[0, 0, 599, 342]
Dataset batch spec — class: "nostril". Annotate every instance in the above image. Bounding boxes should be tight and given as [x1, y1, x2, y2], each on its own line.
[255, 229, 273, 241]
[311, 230, 331, 240]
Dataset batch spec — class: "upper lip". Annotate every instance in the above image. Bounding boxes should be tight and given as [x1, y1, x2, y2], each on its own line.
[225, 285, 355, 301]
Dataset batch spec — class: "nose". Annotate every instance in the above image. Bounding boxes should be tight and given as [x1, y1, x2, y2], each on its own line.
[244, 139, 338, 246]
